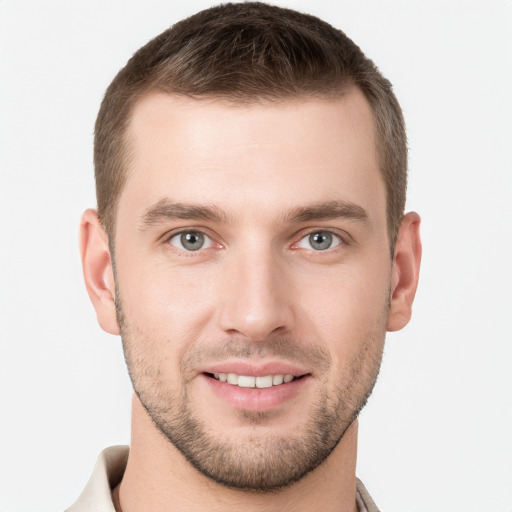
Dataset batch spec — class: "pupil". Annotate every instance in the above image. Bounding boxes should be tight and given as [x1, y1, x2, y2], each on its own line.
[310, 232, 332, 250]
[181, 232, 204, 251]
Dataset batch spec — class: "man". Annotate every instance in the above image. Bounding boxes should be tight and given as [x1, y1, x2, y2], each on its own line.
[72, 2, 421, 511]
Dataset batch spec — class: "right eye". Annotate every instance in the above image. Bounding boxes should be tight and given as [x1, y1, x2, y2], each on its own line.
[168, 231, 213, 252]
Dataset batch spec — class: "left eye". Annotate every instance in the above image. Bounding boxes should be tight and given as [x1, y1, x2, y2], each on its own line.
[297, 231, 342, 251]
[168, 231, 213, 251]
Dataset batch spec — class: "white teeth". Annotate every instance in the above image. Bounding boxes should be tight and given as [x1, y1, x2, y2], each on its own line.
[256, 375, 273, 388]
[238, 375, 256, 388]
[272, 374, 284, 385]
[211, 373, 297, 387]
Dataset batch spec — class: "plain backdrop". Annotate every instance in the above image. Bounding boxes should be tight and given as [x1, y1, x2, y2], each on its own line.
[0, 1, 511, 511]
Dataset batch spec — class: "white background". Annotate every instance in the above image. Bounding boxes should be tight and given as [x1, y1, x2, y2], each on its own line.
[0, 1, 511, 511]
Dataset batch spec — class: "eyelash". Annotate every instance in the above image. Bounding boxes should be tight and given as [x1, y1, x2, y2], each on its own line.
[166, 230, 220, 253]
[292, 230, 345, 252]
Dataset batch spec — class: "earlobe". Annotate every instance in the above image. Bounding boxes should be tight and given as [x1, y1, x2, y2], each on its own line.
[80, 209, 120, 335]
[387, 212, 422, 332]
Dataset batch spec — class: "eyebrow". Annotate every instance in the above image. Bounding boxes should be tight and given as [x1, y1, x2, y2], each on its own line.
[139, 198, 369, 230]
[139, 198, 229, 230]
[283, 200, 369, 224]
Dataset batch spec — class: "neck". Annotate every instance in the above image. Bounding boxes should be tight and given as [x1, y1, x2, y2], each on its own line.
[116, 395, 359, 512]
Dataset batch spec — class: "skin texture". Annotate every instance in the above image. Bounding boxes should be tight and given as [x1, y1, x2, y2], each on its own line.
[81, 89, 421, 512]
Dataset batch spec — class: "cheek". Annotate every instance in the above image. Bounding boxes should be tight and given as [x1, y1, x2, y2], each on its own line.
[117, 257, 217, 325]
[115, 262, 221, 382]
[295, 263, 390, 361]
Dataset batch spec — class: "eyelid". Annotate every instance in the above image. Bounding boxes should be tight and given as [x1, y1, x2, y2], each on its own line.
[164, 227, 223, 252]
[291, 228, 350, 250]
[168, 231, 212, 251]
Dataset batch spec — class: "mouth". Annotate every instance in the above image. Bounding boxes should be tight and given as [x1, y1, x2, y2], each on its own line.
[201, 366, 311, 411]
[204, 372, 304, 388]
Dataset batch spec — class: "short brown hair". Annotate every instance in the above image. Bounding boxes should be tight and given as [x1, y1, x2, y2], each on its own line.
[94, 2, 407, 250]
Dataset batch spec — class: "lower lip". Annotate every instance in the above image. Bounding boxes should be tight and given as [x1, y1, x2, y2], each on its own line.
[201, 374, 310, 412]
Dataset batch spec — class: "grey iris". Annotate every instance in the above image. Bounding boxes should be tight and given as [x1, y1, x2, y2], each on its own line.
[181, 232, 204, 251]
[309, 232, 332, 250]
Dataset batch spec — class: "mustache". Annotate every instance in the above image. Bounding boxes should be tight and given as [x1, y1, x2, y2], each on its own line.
[181, 337, 331, 372]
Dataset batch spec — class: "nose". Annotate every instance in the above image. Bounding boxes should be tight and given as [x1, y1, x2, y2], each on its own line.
[217, 245, 295, 341]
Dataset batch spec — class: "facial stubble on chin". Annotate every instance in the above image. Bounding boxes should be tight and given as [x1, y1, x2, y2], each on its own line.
[115, 296, 386, 492]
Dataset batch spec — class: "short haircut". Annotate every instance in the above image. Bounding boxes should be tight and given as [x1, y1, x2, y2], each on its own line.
[94, 2, 407, 251]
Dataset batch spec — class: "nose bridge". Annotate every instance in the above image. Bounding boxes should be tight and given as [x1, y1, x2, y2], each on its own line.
[218, 238, 294, 340]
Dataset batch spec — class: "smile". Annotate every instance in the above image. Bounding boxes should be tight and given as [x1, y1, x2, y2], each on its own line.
[208, 372, 297, 388]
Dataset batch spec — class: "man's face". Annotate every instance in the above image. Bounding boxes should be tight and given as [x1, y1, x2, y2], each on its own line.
[113, 90, 392, 490]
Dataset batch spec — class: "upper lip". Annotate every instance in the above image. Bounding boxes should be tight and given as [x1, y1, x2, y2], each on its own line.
[200, 360, 309, 378]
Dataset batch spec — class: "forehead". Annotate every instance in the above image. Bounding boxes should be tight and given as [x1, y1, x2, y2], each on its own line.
[119, 90, 384, 226]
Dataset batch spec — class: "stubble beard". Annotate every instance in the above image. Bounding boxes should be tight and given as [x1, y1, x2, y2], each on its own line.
[117, 299, 386, 492]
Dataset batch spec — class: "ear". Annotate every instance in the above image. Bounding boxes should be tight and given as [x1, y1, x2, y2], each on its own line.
[80, 209, 120, 335]
[387, 212, 422, 332]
